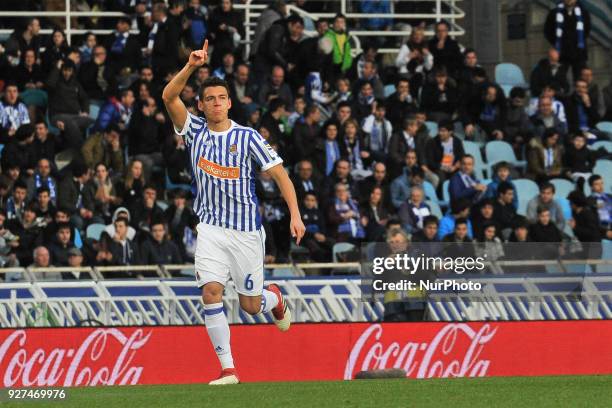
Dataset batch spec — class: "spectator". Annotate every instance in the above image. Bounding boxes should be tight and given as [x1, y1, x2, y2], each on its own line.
[529, 95, 567, 140]
[163, 132, 191, 185]
[105, 17, 142, 76]
[164, 189, 194, 243]
[41, 29, 69, 73]
[212, 51, 235, 80]
[544, 0, 591, 79]
[398, 185, 430, 234]
[395, 26, 433, 93]
[579, 67, 600, 114]
[292, 160, 321, 202]
[315, 121, 341, 177]
[62, 248, 91, 280]
[6, 203, 45, 266]
[530, 48, 570, 97]
[257, 66, 294, 108]
[12, 49, 45, 91]
[485, 162, 518, 209]
[420, 66, 458, 123]
[48, 222, 75, 267]
[228, 63, 256, 123]
[474, 223, 504, 272]
[428, 20, 462, 78]
[564, 133, 596, 181]
[493, 181, 518, 233]
[456, 48, 483, 95]
[603, 80, 612, 121]
[184, 0, 208, 50]
[438, 198, 473, 240]
[87, 163, 122, 221]
[567, 190, 601, 243]
[34, 186, 56, 225]
[104, 207, 137, 242]
[46, 59, 92, 149]
[327, 183, 365, 243]
[98, 217, 141, 274]
[351, 81, 376, 122]
[384, 78, 417, 130]
[129, 185, 164, 235]
[5, 181, 28, 222]
[26, 158, 57, 204]
[147, 3, 181, 77]
[526, 182, 565, 231]
[5, 18, 41, 60]
[507, 216, 532, 243]
[565, 79, 600, 137]
[93, 89, 135, 133]
[587, 175, 612, 234]
[352, 60, 384, 100]
[390, 150, 421, 209]
[471, 199, 500, 240]
[0, 212, 20, 278]
[27, 246, 63, 281]
[426, 120, 464, 187]
[412, 215, 440, 243]
[1, 123, 37, 175]
[208, 0, 244, 69]
[78, 32, 96, 65]
[32, 121, 56, 164]
[361, 101, 392, 163]
[462, 84, 507, 141]
[527, 85, 567, 125]
[527, 128, 564, 182]
[292, 105, 321, 165]
[0, 82, 30, 143]
[250, 0, 287, 60]
[505, 87, 531, 154]
[528, 206, 563, 250]
[449, 155, 487, 206]
[257, 170, 290, 261]
[57, 162, 95, 231]
[78, 45, 113, 102]
[298, 192, 333, 262]
[81, 124, 125, 174]
[140, 220, 183, 265]
[255, 14, 304, 81]
[442, 217, 472, 243]
[359, 162, 391, 209]
[323, 14, 353, 81]
[0, 165, 21, 197]
[341, 119, 371, 179]
[129, 97, 166, 180]
[116, 160, 146, 210]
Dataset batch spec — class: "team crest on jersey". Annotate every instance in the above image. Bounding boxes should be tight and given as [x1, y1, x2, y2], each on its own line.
[229, 144, 238, 155]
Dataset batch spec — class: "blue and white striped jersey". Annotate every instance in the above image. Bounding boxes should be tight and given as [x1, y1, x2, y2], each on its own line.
[175, 112, 283, 232]
[0, 102, 30, 130]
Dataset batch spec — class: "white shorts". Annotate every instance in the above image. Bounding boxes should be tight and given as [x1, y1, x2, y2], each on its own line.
[194, 222, 266, 296]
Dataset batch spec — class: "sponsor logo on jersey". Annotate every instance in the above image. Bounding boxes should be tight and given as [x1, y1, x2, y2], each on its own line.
[198, 157, 240, 179]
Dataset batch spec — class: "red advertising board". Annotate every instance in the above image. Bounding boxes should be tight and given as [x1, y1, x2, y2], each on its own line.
[0, 321, 610, 386]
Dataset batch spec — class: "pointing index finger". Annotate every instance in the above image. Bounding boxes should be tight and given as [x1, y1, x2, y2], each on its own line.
[203, 39, 208, 53]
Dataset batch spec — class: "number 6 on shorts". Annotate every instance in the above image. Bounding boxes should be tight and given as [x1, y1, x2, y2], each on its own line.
[244, 274, 254, 291]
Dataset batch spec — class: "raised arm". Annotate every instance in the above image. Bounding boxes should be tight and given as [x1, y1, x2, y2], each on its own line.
[162, 40, 209, 130]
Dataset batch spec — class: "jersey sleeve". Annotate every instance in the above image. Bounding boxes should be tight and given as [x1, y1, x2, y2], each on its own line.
[174, 112, 205, 148]
[249, 130, 283, 171]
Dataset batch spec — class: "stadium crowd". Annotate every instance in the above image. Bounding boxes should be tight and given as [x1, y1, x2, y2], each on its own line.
[0, 0, 611, 281]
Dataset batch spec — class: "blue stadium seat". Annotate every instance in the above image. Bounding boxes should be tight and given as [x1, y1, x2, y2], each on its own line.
[485, 141, 526, 175]
[595, 121, 612, 136]
[513, 179, 539, 216]
[383, 84, 395, 98]
[427, 200, 443, 219]
[89, 103, 101, 120]
[557, 197, 572, 221]
[463, 140, 486, 179]
[494, 63, 527, 88]
[86, 223, 106, 241]
[332, 243, 356, 263]
[423, 180, 439, 203]
[591, 140, 612, 153]
[550, 178, 575, 199]
[157, 201, 169, 211]
[442, 179, 450, 206]
[424, 121, 438, 137]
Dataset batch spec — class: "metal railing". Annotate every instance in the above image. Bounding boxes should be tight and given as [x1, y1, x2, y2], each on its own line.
[0, 0, 465, 58]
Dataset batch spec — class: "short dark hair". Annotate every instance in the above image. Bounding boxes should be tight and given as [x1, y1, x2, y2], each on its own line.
[198, 77, 230, 99]
[455, 217, 468, 227]
[540, 182, 555, 193]
[36, 186, 51, 196]
[72, 161, 89, 178]
[423, 215, 439, 228]
[588, 174, 602, 186]
[497, 181, 514, 196]
[114, 217, 129, 226]
[13, 180, 27, 192]
[268, 97, 287, 112]
[337, 101, 351, 111]
[536, 205, 550, 215]
[510, 87, 526, 99]
[305, 104, 319, 117]
[287, 14, 304, 26]
[57, 222, 71, 232]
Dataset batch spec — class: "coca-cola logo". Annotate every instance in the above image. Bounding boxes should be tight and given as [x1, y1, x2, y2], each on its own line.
[344, 323, 498, 379]
[0, 329, 152, 387]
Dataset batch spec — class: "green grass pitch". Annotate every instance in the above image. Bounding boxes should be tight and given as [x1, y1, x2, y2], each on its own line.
[5, 375, 612, 408]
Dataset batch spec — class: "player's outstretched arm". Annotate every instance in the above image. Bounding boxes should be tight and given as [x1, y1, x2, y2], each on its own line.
[162, 40, 209, 130]
[267, 164, 306, 245]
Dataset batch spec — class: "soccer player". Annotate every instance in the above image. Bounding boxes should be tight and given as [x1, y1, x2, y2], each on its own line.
[162, 41, 306, 385]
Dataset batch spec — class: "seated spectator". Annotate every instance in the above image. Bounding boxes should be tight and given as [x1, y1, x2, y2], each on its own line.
[327, 183, 365, 243]
[46, 59, 93, 148]
[28, 246, 63, 281]
[526, 128, 564, 182]
[395, 27, 433, 95]
[341, 119, 371, 180]
[361, 186, 390, 241]
[41, 29, 69, 73]
[567, 191, 602, 244]
[565, 79, 600, 138]
[129, 185, 165, 236]
[212, 51, 235, 80]
[530, 48, 570, 97]
[208, 0, 244, 68]
[471, 199, 500, 240]
[564, 133, 596, 182]
[228, 63, 256, 124]
[384, 77, 417, 130]
[26, 158, 57, 204]
[129, 97, 166, 181]
[78, 45, 113, 102]
[292, 105, 321, 166]
[259, 97, 288, 147]
[57, 162, 96, 231]
[0, 82, 30, 143]
[438, 198, 473, 240]
[315, 121, 342, 177]
[456, 48, 483, 95]
[449, 155, 487, 206]
[361, 101, 392, 163]
[140, 220, 182, 265]
[115, 160, 146, 210]
[390, 149, 420, 209]
[485, 162, 518, 209]
[92, 89, 135, 133]
[412, 215, 440, 243]
[0, 212, 20, 278]
[300, 192, 335, 262]
[507, 216, 531, 243]
[528, 206, 563, 248]
[388, 117, 429, 181]
[493, 182, 518, 233]
[287, 96, 306, 130]
[5, 17, 42, 62]
[87, 163, 122, 221]
[426, 120, 464, 187]
[398, 186, 431, 234]
[505, 87, 531, 156]
[104, 207, 137, 242]
[526, 182, 565, 231]
[147, 3, 181, 77]
[257, 66, 294, 107]
[442, 217, 471, 243]
[34, 186, 56, 225]
[163, 132, 192, 185]
[257, 170, 289, 261]
[6, 181, 28, 222]
[351, 81, 376, 122]
[474, 222, 504, 272]
[81, 124, 125, 174]
[48, 222, 75, 267]
[587, 175, 612, 234]
[420, 66, 458, 123]
[1, 124, 37, 176]
[527, 85, 567, 125]
[351, 60, 384, 100]
[62, 248, 91, 280]
[462, 84, 507, 141]
[180, 214, 199, 264]
[105, 17, 141, 75]
[164, 189, 193, 241]
[579, 67, 600, 115]
[529, 95, 567, 140]
[603, 80, 612, 121]
[6, 203, 45, 266]
[292, 160, 322, 202]
[97, 217, 141, 275]
[428, 20, 462, 78]
[32, 121, 57, 165]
